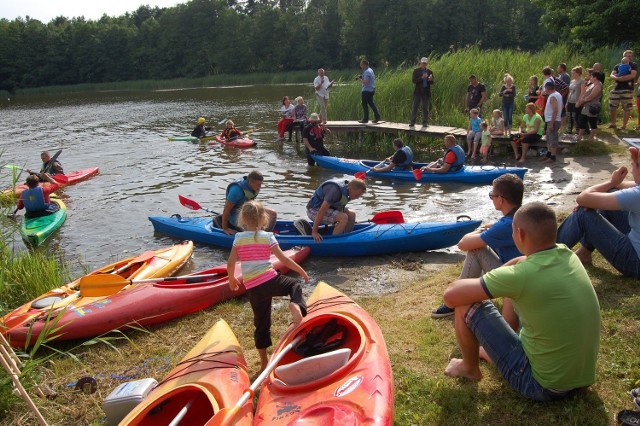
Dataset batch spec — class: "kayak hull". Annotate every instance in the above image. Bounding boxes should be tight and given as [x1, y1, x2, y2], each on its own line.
[1, 241, 195, 348]
[119, 319, 253, 426]
[254, 282, 393, 425]
[3, 167, 100, 199]
[312, 155, 527, 184]
[2, 245, 308, 348]
[148, 215, 480, 256]
[19, 198, 67, 247]
[214, 136, 255, 148]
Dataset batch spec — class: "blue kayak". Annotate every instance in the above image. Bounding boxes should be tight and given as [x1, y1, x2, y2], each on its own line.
[312, 155, 527, 184]
[148, 215, 481, 256]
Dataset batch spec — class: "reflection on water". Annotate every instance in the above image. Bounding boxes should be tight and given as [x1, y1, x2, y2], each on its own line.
[1, 86, 529, 285]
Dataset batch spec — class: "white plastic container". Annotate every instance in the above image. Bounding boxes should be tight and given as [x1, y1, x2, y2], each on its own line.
[102, 378, 158, 425]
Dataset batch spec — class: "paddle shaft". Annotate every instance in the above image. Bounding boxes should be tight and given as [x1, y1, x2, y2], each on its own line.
[42, 149, 62, 175]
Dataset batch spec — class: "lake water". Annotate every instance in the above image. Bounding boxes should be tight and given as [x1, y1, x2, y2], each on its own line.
[0, 85, 563, 292]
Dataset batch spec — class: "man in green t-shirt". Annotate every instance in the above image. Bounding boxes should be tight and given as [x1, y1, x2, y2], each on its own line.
[442, 202, 601, 401]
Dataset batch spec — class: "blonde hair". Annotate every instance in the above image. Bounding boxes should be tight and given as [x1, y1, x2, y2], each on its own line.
[493, 109, 503, 117]
[238, 200, 268, 238]
[348, 178, 367, 193]
[480, 121, 489, 129]
[503, 73, 514, 84]
[294, 96, 303, 103]
[226, 119, 235, 127]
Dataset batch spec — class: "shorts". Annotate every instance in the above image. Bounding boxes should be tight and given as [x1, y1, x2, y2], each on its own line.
[307, 206, 342, 225]
[521, 133, 542, 145]
[480, 144, 490, 155]
[465, 301, 574, 401]
[467, 131, 482, 144]
[545, 121, 560, 148]
[609, 90, 634, 111]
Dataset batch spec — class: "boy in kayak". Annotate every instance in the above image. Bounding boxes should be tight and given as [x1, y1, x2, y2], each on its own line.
[301, 178, 366, 242]
[17, 174, 60, 218]
[28, 151, 64, 182]
[191, 117, 211, 138]
[227, 200, 309, 371]
[220, 120, 243, 142]
[442, 202, 600, 401]
[371, 138, 414, 172]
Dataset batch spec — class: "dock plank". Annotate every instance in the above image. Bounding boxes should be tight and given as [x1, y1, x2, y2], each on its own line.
[324, 120, 467, 139]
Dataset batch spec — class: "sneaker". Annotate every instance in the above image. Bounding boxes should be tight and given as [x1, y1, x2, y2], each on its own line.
[431, 304, 454, 318]
[358, 120, 368, 124]
[293, 219, 312, 235]
[409, 123, 415, 127]
[372, 119, 380, 124]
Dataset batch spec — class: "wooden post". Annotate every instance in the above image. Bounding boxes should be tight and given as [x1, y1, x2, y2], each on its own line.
[0, 334, 49, 426]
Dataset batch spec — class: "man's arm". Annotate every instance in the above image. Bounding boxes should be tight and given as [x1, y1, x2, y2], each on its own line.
[221, 200, 237, 235]
[443, 278, 491, 308]
[478, 89, 488, 108]
[457, 229, 487, 251]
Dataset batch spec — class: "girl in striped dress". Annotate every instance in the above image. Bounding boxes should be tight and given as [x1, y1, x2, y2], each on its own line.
[227, 200, 309, 371]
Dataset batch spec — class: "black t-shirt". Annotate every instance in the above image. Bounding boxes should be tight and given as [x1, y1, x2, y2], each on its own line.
[467, 83, 486, 108]
[302, 124, 325, 149]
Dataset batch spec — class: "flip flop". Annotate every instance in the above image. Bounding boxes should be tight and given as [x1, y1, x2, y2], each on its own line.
[617, 410, 640, 425]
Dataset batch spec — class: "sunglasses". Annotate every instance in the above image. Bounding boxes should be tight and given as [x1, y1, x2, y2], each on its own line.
[488, 192, 502, 200]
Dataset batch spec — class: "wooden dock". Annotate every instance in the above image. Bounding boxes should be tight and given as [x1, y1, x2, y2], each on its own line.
[324, 120, 467, 140]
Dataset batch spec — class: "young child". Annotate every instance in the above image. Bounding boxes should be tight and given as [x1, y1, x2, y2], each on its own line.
[489, 109, 505, 136]
[220, 119, 242, 141]
[479, 121, 492, 162]
[227, 200, 309, 371]
[466, 108, 482, 158]
[191, 117, 211, 138]
[615, 57, 631, 78]
[499, 74, 516, 135]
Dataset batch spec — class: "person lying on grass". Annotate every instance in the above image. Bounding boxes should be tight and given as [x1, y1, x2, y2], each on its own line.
[443, 202, 601, 401]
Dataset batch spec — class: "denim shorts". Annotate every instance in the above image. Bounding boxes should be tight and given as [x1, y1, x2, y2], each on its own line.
[465, 301, 573, 401]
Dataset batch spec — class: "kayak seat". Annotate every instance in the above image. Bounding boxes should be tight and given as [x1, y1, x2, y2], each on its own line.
[274, 348, 351, 386]
[32, 295, 66, 309]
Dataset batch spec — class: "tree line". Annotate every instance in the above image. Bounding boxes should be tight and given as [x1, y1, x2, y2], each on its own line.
[0, 0, 636, 94]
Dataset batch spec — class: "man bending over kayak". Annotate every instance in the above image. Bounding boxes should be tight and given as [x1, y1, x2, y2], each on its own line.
[420, 134, 465, 173]
[218, 171, 277, 235]
[17, 174, 60, 218]
[298, 178, 366, 242]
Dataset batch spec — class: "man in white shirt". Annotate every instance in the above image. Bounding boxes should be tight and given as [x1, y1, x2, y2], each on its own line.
[543, 81, 563, 163]
[314, 68, 334, 124]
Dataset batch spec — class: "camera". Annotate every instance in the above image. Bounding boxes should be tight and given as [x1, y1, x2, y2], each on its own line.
[355, 75, 362, 80]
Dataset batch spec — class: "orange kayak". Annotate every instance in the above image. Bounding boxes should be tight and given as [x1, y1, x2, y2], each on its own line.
[1, 241, 194, 348]
[253, 281, 394, 425]
[119, 319, 252, 426]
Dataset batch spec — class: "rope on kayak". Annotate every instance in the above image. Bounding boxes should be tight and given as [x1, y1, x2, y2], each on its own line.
[373, 222, 421, 239]
[65, 356, 172, 387]
[156, 350, 242, 386]
[306, 296, 356, 315]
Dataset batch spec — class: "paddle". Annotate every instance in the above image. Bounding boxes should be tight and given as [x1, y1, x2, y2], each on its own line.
[78, 272, 226, 297]
[411, 160, 442, 181]
[5, 164, 68, 184]
[208, 334, 306, 426]
[178, 195, 219, 215]
[354, 159, 388, 180]
[241, 127, 262, 136]
[42, 149, 63, 175]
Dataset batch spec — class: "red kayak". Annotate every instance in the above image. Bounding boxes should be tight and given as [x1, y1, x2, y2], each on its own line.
[5, 167, 100, 198]
[214, 136, 256, 148]
[253, 281, 394, 425]
[3, 246, 310, 348]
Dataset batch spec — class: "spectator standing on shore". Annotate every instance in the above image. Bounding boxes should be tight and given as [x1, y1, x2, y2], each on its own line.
[357, 59, 381, 124]
[314, 68, 334, 124]
[525, 75, 539, 105]
[465, 75, 487, 116]
[576, 68, 603, 141]
[566, 66, 584, 135]
[499, 74, 516, 135]
[542, 81, 563, 163]
[608, 50, 638, 130]
[410, 57, 434, 128]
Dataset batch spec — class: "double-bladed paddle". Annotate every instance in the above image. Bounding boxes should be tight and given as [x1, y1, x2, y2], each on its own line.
[354, 159, 388, 180]
[177, 195, 404, 224]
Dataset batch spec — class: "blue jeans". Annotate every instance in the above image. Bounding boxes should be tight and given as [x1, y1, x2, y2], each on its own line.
[557, 207, 640, 278]
[502, 102, 514, 130]
[361, 90, 380, 122]
[466, 301, 573, 401]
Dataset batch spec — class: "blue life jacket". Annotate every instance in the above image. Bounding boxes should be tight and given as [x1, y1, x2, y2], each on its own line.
[443, 145, 465, 172]
[307, 180, 350, 211]
[396, 146, 414, 168]
[226, 177, 258, 216]
[21, 186, 48, 212]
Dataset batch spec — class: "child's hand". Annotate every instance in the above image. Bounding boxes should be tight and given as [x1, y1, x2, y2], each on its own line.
[301, 271, 309, 282]
[228, 276, 240, 291]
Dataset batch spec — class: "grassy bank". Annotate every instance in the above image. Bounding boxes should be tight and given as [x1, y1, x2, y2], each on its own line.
[1, 249, 637, 425]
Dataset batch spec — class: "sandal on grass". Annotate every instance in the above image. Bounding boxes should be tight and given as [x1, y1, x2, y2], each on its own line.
[617, 410, 640, 425]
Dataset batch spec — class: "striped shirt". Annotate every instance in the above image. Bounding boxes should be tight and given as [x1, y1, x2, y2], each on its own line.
[232, 230, 278, 290]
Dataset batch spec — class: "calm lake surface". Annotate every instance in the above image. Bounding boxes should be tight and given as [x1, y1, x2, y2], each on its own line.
[0, 85, 560, 291]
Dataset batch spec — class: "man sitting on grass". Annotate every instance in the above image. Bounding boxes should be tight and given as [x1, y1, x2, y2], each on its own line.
[442, 202, 601, 401]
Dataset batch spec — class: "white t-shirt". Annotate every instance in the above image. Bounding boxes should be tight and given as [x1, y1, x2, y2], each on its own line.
[544, 91, 563, 122]
[314, 75, 330, 99]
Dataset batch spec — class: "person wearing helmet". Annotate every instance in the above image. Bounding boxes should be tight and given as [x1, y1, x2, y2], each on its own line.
[191, 117, 211, 138]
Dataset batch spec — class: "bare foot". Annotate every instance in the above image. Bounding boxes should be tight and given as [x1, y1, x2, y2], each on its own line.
[289, 302, 303, 326]
[574, 246, 593, 265]
[444, 358, 483, 381]
[478, 347, 494, 365]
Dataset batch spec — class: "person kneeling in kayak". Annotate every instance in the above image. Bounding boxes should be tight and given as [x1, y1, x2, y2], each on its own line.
[371, 138, 414, 172]
[17, 174, 60, 218]
[227, 200, 309, 371]
[301, 178, 366, 242]
[218, 171, 277, 235]
[220, 119, 243, 141]
[420, 134, 465, 174]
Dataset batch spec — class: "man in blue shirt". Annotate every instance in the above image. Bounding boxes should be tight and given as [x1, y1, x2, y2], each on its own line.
[432, 173, 524, 317]
[357, 59, 381, 124]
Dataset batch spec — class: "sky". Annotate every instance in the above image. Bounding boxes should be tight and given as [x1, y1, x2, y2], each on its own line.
[0, 0, 186, 23]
